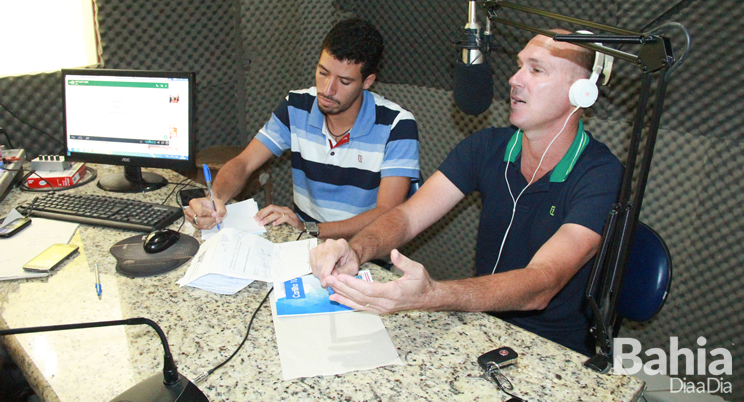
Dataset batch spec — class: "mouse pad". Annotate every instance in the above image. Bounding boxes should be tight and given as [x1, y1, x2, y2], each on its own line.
[109, 233, 199, 278]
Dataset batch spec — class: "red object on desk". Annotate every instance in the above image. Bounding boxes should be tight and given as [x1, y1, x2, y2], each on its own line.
[25, 162, 87, 188]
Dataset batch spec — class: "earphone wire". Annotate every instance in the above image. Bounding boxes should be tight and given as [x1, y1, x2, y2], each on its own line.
[492, 105, 582, 275]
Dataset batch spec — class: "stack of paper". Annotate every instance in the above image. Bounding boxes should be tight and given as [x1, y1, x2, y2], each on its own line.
[177, 228, 316, 294]
[202, 198, 266, 240]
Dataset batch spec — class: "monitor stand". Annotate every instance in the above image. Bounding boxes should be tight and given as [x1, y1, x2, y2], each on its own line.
[97, 166, 167, 193]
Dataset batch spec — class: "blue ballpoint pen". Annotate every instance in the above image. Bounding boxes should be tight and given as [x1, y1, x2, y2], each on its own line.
[202, 164, 221, 230]
[94, 263, 102, 299]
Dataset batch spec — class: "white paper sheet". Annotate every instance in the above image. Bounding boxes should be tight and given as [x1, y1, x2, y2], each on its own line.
[0, 210, 80, 281]
[270, 283, 403, 380]
[202, 198, 266, 240]
[177, 228, 316, 293]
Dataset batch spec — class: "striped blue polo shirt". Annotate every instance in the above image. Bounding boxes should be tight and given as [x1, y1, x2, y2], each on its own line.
[255, 87, 420, 223]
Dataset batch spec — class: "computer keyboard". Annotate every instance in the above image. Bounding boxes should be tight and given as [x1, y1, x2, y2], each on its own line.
[17, 193, 184, 232]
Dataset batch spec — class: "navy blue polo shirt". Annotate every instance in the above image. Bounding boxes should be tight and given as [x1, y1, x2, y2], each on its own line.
[439, 122, 623, 355]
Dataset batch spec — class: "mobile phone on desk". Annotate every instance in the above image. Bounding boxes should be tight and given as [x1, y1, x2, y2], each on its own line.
[23, 243, 79, 273]
[179, 188, 206, 208]
[0, 217, 31, 238]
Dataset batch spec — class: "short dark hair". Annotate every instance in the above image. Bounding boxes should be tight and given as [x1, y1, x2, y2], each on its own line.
[573, 46, 596, 79]
[321, 18, 384, 80]
[569, 31, 597, 79]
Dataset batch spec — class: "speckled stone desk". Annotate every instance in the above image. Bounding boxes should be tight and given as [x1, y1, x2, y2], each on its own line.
[0, 165, 645, 401]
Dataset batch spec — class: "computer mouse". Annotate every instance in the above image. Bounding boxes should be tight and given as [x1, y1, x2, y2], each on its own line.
[143, 229, 181, 254]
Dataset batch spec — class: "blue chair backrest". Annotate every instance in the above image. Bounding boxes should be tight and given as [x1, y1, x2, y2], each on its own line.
[617, 222, 672, 322]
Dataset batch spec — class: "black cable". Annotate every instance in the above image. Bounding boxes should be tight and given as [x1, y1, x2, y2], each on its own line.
[175, 214, 187, 233]
[0, 127, 14, 149]
[638, 0, 698, 34]
[193, 287, 274, 384]
[0, 102, 64, 147]
[295, 229, 307, 241]
[20, 196, 40, 219]
[499, 388, 526, 402]
[1, 166, 56, 192]
[169, 178, 201, 233]
[646, 21, 691, 81]
[162, 177, 193, 206]
[615, 0, 697, 52]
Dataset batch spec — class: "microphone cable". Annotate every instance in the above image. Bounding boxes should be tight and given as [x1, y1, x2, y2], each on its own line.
[193, 287, 274, 384]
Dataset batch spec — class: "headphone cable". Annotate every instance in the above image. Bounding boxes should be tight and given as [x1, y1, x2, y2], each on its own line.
[492, 106, 581, 274]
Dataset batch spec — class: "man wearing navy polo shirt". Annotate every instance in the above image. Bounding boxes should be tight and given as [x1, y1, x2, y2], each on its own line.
[310, 30, 623, 356]
[188, 19, 420, 239]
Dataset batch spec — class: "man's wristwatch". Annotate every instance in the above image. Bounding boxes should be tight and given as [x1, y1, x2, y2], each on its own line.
[304, 221, 320, 237]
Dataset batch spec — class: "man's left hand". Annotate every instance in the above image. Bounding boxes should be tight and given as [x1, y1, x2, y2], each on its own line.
[325, 249, 438, 314]
[255, 204, 302, 230]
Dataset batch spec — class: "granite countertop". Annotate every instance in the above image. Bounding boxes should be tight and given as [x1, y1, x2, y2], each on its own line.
[0, 165, 645, 401]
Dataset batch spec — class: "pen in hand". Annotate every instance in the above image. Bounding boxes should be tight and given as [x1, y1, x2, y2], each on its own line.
[94, 263, 102, 300]
[202, 164, 221, 230]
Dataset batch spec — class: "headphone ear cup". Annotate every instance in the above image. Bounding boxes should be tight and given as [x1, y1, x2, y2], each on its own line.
[569, 78, 599, 108]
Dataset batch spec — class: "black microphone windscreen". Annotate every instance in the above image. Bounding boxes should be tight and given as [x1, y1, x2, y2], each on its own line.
[454, 61, 494, 116]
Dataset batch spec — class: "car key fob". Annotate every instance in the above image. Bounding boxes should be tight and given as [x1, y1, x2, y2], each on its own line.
[478, 346, 518, 371]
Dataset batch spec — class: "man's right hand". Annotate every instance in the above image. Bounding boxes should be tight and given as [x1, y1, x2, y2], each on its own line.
[186, 197, 227, 230]
[310, 239, 361, 288]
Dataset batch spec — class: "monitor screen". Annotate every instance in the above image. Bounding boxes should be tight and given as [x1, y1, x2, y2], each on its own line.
[62, 69, 196, 193]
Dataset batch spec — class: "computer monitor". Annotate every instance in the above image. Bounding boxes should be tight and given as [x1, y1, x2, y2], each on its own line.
[61, 69, 196, 193]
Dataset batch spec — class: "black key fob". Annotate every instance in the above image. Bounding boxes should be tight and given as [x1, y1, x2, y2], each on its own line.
[478, 346, 519, 371]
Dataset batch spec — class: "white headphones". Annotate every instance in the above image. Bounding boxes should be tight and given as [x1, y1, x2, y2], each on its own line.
[568, 30, 614, 108]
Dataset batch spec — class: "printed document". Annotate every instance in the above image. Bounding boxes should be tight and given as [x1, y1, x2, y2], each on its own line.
[177, 228, 316, 294]
[273, 271, 373, 316]
[202, 198, 265, 240]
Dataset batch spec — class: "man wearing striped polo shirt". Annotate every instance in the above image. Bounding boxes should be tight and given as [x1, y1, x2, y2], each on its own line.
[188, 18, 420, 239]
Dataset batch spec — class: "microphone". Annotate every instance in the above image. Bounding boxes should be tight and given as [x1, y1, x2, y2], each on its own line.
[0, 318, 208, 402]
[454, 1, 494, 115]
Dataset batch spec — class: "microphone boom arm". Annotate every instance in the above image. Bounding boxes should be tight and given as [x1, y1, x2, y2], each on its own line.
[0, 318, 207, 401]
[0, 317, 179, 385]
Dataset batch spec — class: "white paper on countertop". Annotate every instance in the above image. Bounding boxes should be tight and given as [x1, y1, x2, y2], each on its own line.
[177, 228, 316, 294]
[202, 198, 266, 240]
[269, 282, 403, 380]
[0, 210, 79, 281]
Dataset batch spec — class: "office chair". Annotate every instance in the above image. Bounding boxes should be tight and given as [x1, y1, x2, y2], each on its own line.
[613, 221, 672, 335]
